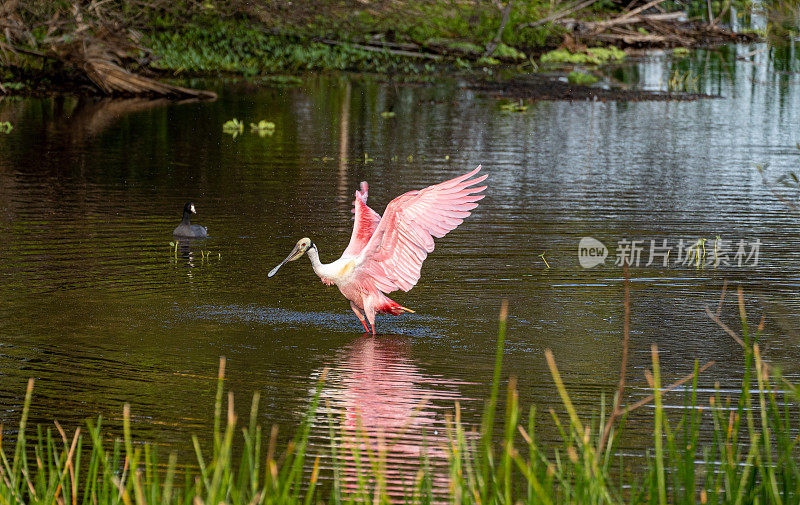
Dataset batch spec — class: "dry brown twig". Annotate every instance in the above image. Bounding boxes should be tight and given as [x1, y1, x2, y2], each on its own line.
[595, 260, 716, 461]
[589, 0, 671, 33]
[520, 0, 603, 28]
[706, 284, 798, 394]
[484, 0, 515, 57]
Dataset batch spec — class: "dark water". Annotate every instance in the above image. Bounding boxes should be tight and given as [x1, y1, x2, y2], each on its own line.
[1, 43, 799, 482]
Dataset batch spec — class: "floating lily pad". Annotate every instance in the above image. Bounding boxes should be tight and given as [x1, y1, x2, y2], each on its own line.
[250, 120, 276, 131]
[249, 120, 276, 137]
[222, 119, 244, 138]
[567, 71, 598, 86]
[499, 100, 528, 112]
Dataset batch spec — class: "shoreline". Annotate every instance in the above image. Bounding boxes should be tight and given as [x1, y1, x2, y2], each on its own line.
[0, 4, 763, 102]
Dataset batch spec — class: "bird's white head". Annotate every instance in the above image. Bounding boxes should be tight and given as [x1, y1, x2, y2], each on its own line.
[268, 237, 313, 278]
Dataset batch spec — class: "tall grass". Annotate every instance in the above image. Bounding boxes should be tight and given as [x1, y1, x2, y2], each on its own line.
[0, 284, 798, 505]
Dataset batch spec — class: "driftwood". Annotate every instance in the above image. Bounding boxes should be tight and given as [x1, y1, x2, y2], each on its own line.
[592, 0, 672, 31]
[577, 11, 686, 30]
[520, 0, 604, 28]
[554, 7, 756, 47]
[527, 0, 758, 49]
[83, 58, 216, 98]
[0, 2, 216, 99]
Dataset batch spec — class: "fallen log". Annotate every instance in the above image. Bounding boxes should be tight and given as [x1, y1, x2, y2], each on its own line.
[553, 7, 755, 48]
[571, 11, 686, 31]
[83, 58, 216, 99]
[591, 0, 672, 31]
[592, 32, 670, 44]
[0, 3, 216, 99]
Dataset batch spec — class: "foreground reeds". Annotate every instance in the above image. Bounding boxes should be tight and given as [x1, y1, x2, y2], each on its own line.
[0, 281, 798, 505]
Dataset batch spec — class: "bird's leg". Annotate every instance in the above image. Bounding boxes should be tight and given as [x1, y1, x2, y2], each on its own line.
[365, 305, 376, 336]
[350, 302, 370, 333]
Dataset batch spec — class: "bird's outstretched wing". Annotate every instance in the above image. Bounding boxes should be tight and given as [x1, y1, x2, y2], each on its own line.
[354, 165, 487, 293]
[342, 181, 382, 257]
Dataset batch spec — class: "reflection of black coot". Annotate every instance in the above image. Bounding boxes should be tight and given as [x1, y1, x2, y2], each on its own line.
[173, 202, 208, 238]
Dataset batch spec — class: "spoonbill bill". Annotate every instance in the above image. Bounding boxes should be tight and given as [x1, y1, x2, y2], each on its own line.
[268, 165, 487, 335]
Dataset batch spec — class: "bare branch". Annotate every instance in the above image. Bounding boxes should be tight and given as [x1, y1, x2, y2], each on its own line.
[484, 0, 515, 57]
[519, 0, 602, 28]
[620, 360, 716, 416]
[598, 260, 631, 453]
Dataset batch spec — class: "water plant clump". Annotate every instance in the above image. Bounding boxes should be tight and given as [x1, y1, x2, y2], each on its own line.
[567, 70, 599, 85]
[499, 99, 529, 112]
[222, 118, 244, 138]
[540, 46, 627, 65]
[0, 278, 797, 505]
[250, 120, 276, 136]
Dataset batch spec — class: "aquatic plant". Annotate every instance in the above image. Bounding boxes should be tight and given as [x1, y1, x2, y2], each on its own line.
[477, 56, 501, 66]
[668, 69, 699, 93]
[540, 46, 626, 65]
[0, 121, 13, 134]
[222, 118, 244, 138]
[493, 43, 527, 60]
[1, 82, 24, 91]
[500, 99, 528, 112]
[538, 251, 550, 268]
[249, 120, 276, 131]
[0, 278, 797, 505]
[567, 70, 599, 85]
[199, 250, 219, 261]
[249, 120, 276, 137]
[755, 145, 800, 211]
[258, 75, 303, 86]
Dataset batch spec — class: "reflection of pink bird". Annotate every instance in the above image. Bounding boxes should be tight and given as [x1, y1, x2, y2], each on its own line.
[268, 166, 487, 334]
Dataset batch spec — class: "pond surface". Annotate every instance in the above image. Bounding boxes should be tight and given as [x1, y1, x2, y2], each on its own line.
[1, 43, 799, 484]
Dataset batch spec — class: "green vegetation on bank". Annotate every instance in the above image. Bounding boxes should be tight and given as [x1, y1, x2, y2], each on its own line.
[541, 46, 627, 65]
[568, 71, 600, 85]
[142, 10, 543, 76]
[146, 23, 432, 75]
[0, 0, 790, 95]
[1, 287, 799, 505]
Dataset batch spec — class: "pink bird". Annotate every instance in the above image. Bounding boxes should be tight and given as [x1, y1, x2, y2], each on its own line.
[268, 165, 487, 335]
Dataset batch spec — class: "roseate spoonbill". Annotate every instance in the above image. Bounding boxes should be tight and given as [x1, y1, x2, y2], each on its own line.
[268, 165, 487, 335]
[173, 202, 208, 238]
